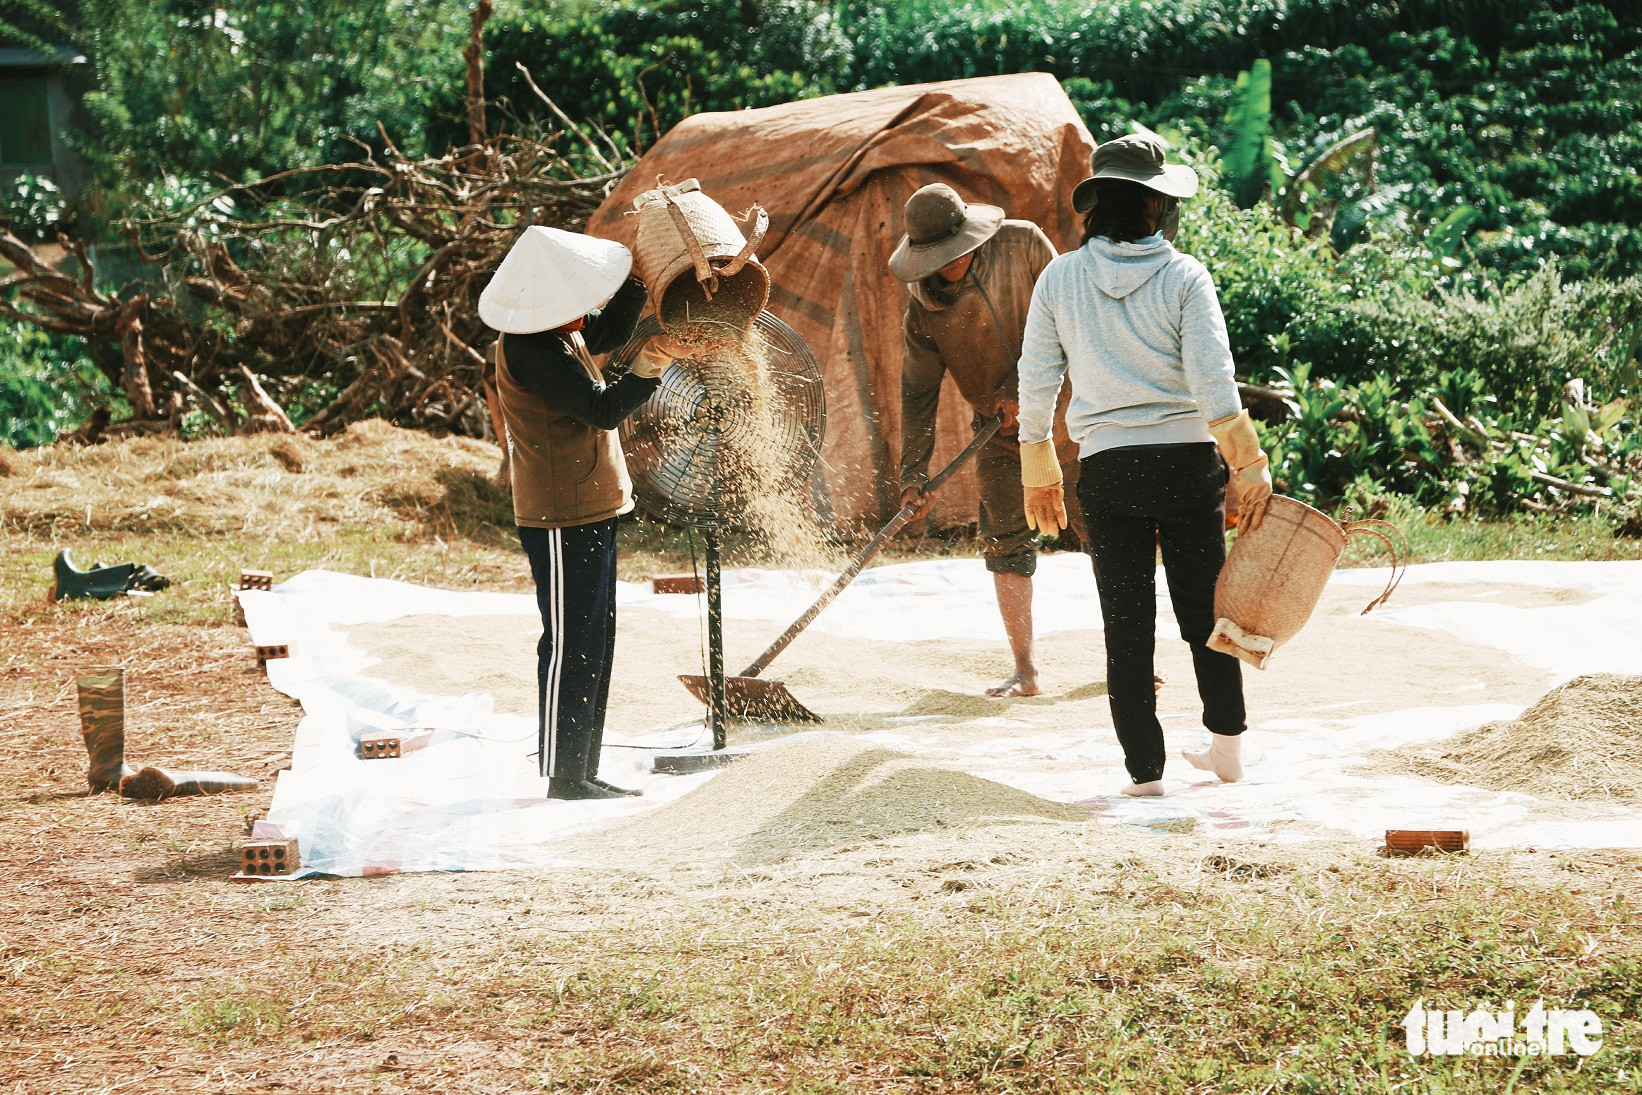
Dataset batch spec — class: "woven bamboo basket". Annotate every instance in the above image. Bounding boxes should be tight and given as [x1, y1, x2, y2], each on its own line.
[632, 178, 770, 333]
[1208, 496, 1406, 669]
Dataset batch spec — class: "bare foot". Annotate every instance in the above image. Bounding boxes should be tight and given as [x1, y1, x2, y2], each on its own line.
[986, 671, 1042, 698]
[1184, 733, 1244, 783]
[1122, 780, 1165, 797]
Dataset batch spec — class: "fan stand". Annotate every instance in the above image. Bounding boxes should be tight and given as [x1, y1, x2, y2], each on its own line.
[613, 310, 824, 773]
[650, 424, 742, 775]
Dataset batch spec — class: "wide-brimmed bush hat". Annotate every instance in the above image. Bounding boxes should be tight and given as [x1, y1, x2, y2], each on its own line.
[1071, 133, 1199, 214]
[888, 184, 1005, 282]
[479, 225, 633, 334]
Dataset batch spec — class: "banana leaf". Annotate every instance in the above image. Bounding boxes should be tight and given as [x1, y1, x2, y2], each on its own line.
[1280, 127, 1377, 225]
[1427, 205, 1481, 258]
[1224, 59, 1273, 210]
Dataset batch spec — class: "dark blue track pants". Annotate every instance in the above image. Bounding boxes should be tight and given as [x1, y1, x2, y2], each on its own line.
[518, 519, 619, 780]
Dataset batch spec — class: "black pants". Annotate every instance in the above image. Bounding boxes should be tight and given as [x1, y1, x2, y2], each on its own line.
[518, 518, 619, 780]
[1078, 443, 1246, 784]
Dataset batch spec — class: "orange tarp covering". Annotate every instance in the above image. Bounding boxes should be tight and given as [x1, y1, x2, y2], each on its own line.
[587, 73, 1095, 530]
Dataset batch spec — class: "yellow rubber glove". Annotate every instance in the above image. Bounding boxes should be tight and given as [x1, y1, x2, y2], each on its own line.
[1208, 409, 1273, 534]
[631, 334, 687, 379]
[1019, 439, 1066, 533]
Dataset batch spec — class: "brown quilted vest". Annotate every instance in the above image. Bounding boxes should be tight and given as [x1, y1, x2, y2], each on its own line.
[494, 334, 634, 529]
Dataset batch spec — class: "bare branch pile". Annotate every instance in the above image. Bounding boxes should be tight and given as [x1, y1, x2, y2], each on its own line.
[1, 108, 630, 441]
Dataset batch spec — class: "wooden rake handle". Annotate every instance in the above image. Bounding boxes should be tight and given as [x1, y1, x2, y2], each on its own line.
[738, 417, 1004, 679]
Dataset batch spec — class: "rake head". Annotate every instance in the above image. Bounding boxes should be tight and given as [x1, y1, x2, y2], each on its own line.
[677, 673, 822, 725]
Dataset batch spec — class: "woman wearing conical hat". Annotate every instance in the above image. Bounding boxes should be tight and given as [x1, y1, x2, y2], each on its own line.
[480, 225, 681, 801]
[1015, 134, 1273, 797]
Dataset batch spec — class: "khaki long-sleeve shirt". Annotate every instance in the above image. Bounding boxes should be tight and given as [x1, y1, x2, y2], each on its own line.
[899, 220, 1057, 487]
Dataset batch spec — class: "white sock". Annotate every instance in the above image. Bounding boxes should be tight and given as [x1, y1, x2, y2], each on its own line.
[1122, 780, 1165, 797]
[1184, 733, 1244, 783]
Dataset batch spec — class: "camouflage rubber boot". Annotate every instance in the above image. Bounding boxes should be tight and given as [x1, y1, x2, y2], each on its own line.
[78, 669, 135, 792]
[120, 767, 258, 800]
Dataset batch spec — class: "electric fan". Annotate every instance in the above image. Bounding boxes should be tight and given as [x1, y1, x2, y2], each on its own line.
[609, 310, 825, 769]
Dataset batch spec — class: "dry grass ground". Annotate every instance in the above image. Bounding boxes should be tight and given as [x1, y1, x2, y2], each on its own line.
[2, 427, 1640, 1093]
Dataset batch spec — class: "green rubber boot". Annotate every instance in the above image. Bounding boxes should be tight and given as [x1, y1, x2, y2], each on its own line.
[78, 669, 135, 792]
[120, 767, 258, 800]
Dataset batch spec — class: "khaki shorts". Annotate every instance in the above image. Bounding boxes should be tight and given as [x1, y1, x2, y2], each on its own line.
[975, 424, 1085, 577]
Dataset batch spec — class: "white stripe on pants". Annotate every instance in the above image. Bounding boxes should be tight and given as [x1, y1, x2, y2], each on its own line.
[545, 527, 564, 777]
[520, 519, 621, 781]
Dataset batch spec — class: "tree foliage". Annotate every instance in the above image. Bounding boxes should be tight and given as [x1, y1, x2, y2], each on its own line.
[7, 0, 1634, 282]
[464, 0, 847, 153]
[0, 0, 1638, 535]
[1, 0, 465, 210]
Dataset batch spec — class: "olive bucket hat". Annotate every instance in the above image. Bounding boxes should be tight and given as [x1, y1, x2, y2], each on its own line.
[1071, 133, 1199, 215]
[888, 183, 1005, 282]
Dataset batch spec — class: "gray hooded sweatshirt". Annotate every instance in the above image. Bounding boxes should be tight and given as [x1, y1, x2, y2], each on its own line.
[1016, 234, 1242, 458]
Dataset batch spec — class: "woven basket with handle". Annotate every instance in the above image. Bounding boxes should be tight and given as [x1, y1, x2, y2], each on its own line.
[632, 178, 770, 333]
[1207, 496, 1406, 669]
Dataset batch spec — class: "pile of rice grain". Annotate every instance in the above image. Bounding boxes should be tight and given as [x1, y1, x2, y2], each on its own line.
[567, 735, 1085, 868]
[1387, 674, 1642, 802]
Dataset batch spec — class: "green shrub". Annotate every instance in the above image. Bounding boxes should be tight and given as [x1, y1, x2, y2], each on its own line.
[1174, 174, 1370, 377]
[1313, 263, 1642, 414]
[1260, 358, 1642, 520]
[1132, 149, 1642, 416]
[0, 174, 71, 239]
[0, 321, 105, 448]
[471, 0, 845, 150]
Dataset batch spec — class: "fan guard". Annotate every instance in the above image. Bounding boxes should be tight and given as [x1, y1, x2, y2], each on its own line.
[611, 311, 825, 530]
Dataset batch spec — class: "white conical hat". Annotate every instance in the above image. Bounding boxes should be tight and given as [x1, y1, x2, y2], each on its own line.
[479, 226, 634, 334]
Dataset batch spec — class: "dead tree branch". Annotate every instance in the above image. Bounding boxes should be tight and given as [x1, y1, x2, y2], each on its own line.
[0, 110, 632, 441]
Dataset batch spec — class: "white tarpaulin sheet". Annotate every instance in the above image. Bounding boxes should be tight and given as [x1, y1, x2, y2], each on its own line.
[240, 559, 1642, 877]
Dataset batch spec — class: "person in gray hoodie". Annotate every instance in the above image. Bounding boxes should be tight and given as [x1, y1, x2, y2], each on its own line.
[1014, 134, 1273, 796]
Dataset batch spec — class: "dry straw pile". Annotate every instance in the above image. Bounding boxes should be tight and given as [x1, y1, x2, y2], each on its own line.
[1390, 674, 1642, 803]
[0, 421, 511, 542]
